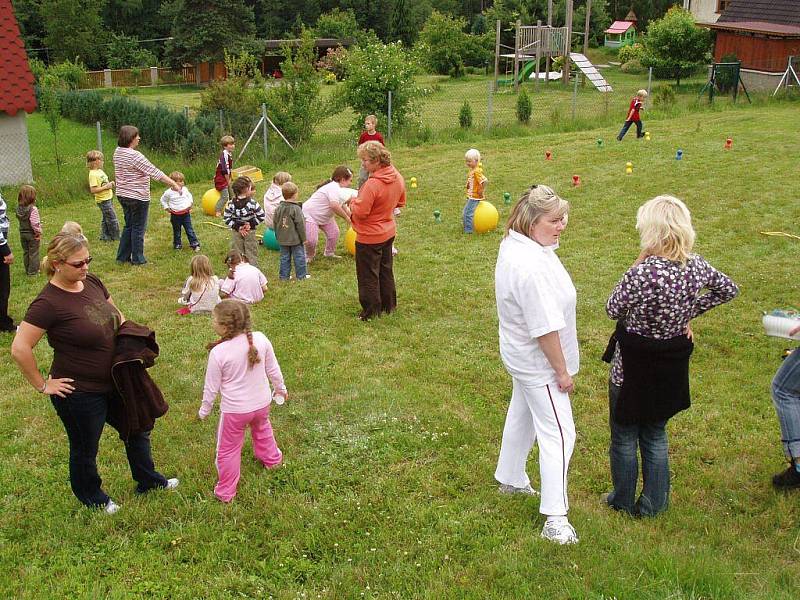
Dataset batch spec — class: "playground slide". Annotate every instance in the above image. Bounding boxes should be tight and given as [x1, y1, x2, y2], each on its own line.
[497, 60, 537, 86]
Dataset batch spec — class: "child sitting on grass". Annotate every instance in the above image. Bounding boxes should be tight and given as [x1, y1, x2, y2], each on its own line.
[224, 176, 265, 269]
[219, 250, 268, 305]
[199, 299, 287, 503]
[273, 181, 309, 281]
[463, 148, 488, 234]
[263, 171, 292, 229]
[178, 254, 221, 314]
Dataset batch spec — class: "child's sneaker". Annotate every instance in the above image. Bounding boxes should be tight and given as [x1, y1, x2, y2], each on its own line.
[104, 500, 120, 515]
[541, 518, 578, 545]
[165, 478, 180, 490]
[174, 245, 182, 250]
[192, 246, 201, 253]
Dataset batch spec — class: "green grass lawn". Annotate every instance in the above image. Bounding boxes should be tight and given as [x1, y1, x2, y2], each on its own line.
[1, 100, 799, 598]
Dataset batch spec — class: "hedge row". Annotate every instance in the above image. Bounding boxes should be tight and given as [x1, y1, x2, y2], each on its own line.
[58, 90, 218, 158]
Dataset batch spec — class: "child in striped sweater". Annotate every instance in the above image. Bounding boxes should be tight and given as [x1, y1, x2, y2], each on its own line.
[15, 185, 42, 275]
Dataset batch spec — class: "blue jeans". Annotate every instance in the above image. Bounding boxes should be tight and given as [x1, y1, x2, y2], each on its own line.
[462, 198, 480, 233]
[617, 119, 643, 140]
[279, 244, 308, 280]
[98, 199, 120, 241]
[116, 197, 150, 264]
[607, 381, 670, 516]
[170, 212, 200, 249]
[51, 391, 167, 507]
[772, 348, 800, 458]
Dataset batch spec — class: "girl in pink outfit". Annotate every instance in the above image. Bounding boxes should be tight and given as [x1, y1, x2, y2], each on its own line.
[263, 171, 292, 229]
[302, 166, 353, 261]
[199, 299, 287, 502]
[219, 250, 268, 304]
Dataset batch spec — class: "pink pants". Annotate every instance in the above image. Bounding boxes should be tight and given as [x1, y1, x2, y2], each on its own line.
[305, 219, 339, 259]
[215, 406, 282, 502]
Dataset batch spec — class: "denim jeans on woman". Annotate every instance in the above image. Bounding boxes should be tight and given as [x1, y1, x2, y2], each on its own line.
[772, 348, 800, 459]
[116, 196, 150, 265]
[607, 381, 670, 516]
[51, 390, 167, 508]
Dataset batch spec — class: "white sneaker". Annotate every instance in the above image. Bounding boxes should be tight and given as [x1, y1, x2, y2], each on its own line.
[541, 519, 578, 545]
[104, 500, 120, 515]
[165, 478, 180, 490]
[498, 483, 539, 496]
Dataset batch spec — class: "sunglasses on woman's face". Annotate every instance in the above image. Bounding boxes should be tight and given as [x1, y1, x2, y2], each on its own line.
[65, 256, 93, 268]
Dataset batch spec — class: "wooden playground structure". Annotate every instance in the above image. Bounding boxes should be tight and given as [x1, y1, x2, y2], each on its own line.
[492, 0, 611, 94]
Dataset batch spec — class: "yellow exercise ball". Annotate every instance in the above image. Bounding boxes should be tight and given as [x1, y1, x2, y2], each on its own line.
[201, 188, 221, 216]
[344, 227, 357, 255]
[473, 200, 499, 233]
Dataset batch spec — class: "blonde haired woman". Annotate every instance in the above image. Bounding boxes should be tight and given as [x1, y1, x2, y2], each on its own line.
[11, 233, 177, 514]
[603, 195, 738, 516]
[494, 185, 579, 545]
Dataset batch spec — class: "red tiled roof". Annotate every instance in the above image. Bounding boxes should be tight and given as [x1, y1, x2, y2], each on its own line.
[707, 20, 800, 36]
[0, 0, 37, 116]
[605, 21, 635, 34]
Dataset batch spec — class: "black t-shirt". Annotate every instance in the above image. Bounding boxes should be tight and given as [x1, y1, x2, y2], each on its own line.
[24, 273, 121, 392]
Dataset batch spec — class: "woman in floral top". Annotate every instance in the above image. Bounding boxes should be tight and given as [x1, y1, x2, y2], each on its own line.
[604, 195, 738, 516]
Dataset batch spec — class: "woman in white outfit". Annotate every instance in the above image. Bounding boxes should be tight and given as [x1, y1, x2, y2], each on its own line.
[494, 184, 579, 545]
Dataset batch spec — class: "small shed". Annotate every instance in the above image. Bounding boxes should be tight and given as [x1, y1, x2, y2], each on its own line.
[0, 0, 37, 185]
[604, 21, 637, 48]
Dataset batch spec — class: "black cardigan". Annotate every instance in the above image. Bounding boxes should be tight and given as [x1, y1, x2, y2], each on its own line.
[603, 320, 694, 425]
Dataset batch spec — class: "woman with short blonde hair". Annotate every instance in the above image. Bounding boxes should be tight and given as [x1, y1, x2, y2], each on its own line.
[603, 194, 738, 517]
[494, 184, 579, 545]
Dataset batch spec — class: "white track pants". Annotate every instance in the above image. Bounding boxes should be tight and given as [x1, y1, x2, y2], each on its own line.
[495, 378, 576, 516]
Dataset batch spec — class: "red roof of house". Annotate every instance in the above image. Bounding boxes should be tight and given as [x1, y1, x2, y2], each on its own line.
[605, 21, 635, 35]
[0, 0, 37, 116]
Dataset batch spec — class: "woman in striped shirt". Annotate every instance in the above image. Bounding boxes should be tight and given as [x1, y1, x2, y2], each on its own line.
[113, 125, 179, 265]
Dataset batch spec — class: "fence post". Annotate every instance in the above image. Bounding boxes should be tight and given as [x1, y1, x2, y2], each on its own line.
[219, 109, 224, 135]
[150, 66, 158, 87]
[486, 80, 493, 133]
[261, 104, 269, 161]
[103, 69, 112, 88]
[96, 122, 102, 151]
[646, 67, 653, 108]
[387, 91, 393, 141]
[183, 106, 189, 120]
[572, 72, 578, 121]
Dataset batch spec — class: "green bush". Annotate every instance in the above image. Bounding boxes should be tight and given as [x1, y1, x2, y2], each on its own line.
[516, 89, 532, 124]
[459, 100, 473, 129]
[339, 39, 420, 131]
[621, 59, 646, 74]
[106, 33, 158, 69]
[653, 84, 676, 107]
[416, 11, 467, 76]
[618, 43, 645, 64]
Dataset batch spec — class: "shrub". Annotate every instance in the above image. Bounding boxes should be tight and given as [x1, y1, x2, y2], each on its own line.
[642, 7, 711, 86]
[516, 88, 532, 124]
[339, 39, 420, 131]
[316, 46, 348, 81]
[253, 30, 323, 146]
[621, 59, 646, 74]
[459, 100, 473, 128]
[106, 33, 158, 69]
[653, 84, 676, 107]
[618, 42, 645, 65]
[417, 11, 467, 76]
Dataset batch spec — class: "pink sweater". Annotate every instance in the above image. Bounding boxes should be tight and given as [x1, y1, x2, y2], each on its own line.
[200, 331, 287, 417]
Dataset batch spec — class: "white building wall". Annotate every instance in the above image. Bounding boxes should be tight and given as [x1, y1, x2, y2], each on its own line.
[684, 0, 721, 24]
[0, 113, 34, 186]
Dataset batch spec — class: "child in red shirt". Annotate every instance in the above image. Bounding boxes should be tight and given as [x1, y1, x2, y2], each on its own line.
[357, 115, 385, 189]
[617, 89, 648, 141]
[214, 135, 235, 216]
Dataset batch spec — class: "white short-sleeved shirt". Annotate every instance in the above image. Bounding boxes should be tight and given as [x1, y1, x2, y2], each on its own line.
[302, 180, 342, 225]
[495, 229, 579, 386]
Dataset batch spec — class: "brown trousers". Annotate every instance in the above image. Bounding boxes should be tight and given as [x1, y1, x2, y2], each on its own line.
[19, 230, 40, 275]
[355, 237, 396, 320]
